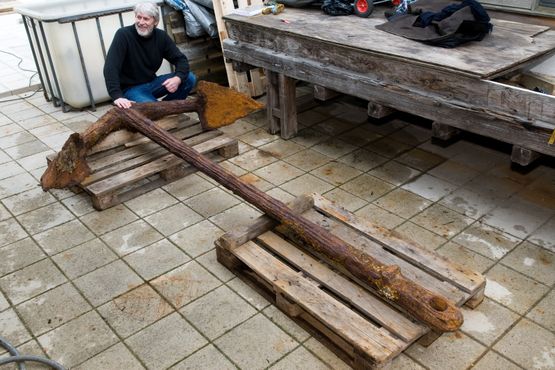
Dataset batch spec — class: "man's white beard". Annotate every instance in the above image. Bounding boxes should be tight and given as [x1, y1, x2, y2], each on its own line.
[135, 24, 154, 37]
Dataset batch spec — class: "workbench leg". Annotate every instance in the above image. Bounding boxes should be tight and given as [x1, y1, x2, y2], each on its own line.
[266, 70, 281, 135]
[511, 146, 540, 166]
[367, 102, 395, 119]
[313, 85, 339, 101]
[265, 70, 298, 139]
[279, 74, 298, 139]
[432, 122, 460, 142]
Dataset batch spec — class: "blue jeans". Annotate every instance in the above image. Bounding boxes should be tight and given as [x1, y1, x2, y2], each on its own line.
[123, 72, 196, 103]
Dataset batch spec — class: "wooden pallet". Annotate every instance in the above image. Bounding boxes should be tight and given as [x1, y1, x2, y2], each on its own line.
[216, 193, 486, 369]
[212, 0, 266, 97]
[49, 114, 238, 210]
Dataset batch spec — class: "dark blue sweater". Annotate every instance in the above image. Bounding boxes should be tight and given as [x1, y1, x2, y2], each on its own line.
[103, 25, 189, 100]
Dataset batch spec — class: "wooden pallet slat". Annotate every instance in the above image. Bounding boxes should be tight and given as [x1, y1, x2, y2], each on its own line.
[216, 193, 486, 369]
[55, 115, 239, 210]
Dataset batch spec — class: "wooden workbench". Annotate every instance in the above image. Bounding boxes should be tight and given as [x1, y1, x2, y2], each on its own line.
[222, 8, 555, 164]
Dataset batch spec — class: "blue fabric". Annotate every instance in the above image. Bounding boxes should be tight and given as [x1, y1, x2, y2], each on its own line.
[123, 71, 197, 102]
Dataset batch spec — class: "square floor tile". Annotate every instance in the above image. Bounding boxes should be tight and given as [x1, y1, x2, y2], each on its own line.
[396, 148, 446, 172]
[263, 305, 310, 343]
[60, 193, 96, 217]
[394, 222, 448, 251]
[97, 284, 174, 338]
[313, 116, 357, 136]
[215, 314, 298, 369]
[239, 173, 274, 192]
[436, 242, 495, 273]
[34, 219, 95, 255]
[73, 343, 144, 370]
[483, 197, 553, 239]
[0, 237, 45, 276]
[354, 203, 404, 229]
[227, 277, 270, 310]
[428, 160, 480, 187]
[16, 203, 74, 235]
[493, 319, 555, 370]
[80, 203, 138, 234]
[452, 223, 520, 260]
[460, 298, 519, 345]
[485, 264, 549, 314]
[101, 220, 163, 256]
[374, 188, 432, 219]
[145, 203, 203, 236]
[528, 216, 555, 253]
[281, 174, 334, 198]
[229, 148, 279, 171]
[209, 203, 263, 232]
[185, 187, 241, 218]
[16, 283, 90, 336]
[526, 289, 555, 331]
[322, 188, 367, 213]
[37, 311, 118, 368]
[0, 217, 28, 248]
[270, 346, 329, 370]
[170, 220, 224, 258]
[312, 138, 357, 159]
[52, 238, 117, 279]
[0, 173, 37, 198]
[151, 261, 220, 308]
[74, 260, 142, 306]
[124, 239, 190, 280]
[170, 344, 235, 370]
[238, 128, 279, 147]
[303, 337, 351, 370]
[405, 331, 486, 370]
[340, 174, 395, 202]
[500, 241, 555, 285]
[253, 161, 304, 186]
[124, 188, 178, 217]
[125, 312, 207, 369]
[411, 204, 473, 238]
[338, 127, 382, 148]
[369, 160, 422, 187]
[1, 187, 56, 215]
[181, 285, 256, 340]
[0, 291, 8, 312]
[0, 308, 31, 346]
[337, 148, 388, 172]
[402, 174, 457, 202]
[310, 161, 362, 186]
[196, 249, 235, 282]
[284, 149, 331, 172]
[472, 351, 521, 370]
[0, 259, 66, 305]
[365, 137, 411, 158]
[258, 138, 304, 159]
[163, 173, 215, 201]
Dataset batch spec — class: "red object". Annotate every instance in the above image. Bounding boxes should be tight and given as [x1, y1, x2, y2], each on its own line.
[356, 0, 369, 13]
[391, 0, 401, 5]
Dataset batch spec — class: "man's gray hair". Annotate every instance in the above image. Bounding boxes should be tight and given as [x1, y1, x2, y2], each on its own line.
[134, 2, 160, 22]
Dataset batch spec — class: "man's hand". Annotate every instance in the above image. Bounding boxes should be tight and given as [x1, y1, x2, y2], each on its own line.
[114, 97, 134, 109]
[162, 76, 182, 93]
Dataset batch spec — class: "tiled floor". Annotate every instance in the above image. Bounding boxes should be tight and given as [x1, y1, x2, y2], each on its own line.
[0, 87, 553, 369]
[0, 8, 554, 366]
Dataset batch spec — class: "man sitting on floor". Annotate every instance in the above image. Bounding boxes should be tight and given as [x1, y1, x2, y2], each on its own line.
[103, 1, 196, 109]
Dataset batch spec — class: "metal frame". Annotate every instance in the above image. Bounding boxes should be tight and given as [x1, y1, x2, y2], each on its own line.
[19, 4, 168, 112]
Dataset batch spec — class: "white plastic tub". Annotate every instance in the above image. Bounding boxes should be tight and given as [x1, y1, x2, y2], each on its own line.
[16, 0, 169, 110]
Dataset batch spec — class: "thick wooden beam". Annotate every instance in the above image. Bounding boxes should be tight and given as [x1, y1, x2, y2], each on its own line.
[511, 145, 541, 166]
[432, 122, 461, 141]
[118, 107, 464, 333]
[313, 85, 340, 101]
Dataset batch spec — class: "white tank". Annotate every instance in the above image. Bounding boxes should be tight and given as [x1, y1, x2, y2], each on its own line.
[15, 0, 171, 110]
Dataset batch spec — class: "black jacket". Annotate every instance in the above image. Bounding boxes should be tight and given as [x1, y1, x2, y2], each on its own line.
[103, 25, 189, 100]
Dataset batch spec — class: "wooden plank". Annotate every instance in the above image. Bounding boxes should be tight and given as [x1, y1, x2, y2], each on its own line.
[278, 74, 297, 139]
[86, 135, 235, 197]
[289, 209, 466, 304]
[224, 9, 555, 78]
[234, 241, 405, 363]
[222, 40, 555, 157]
[257, 231, 428, 342]
[312, 194, 485, 295]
